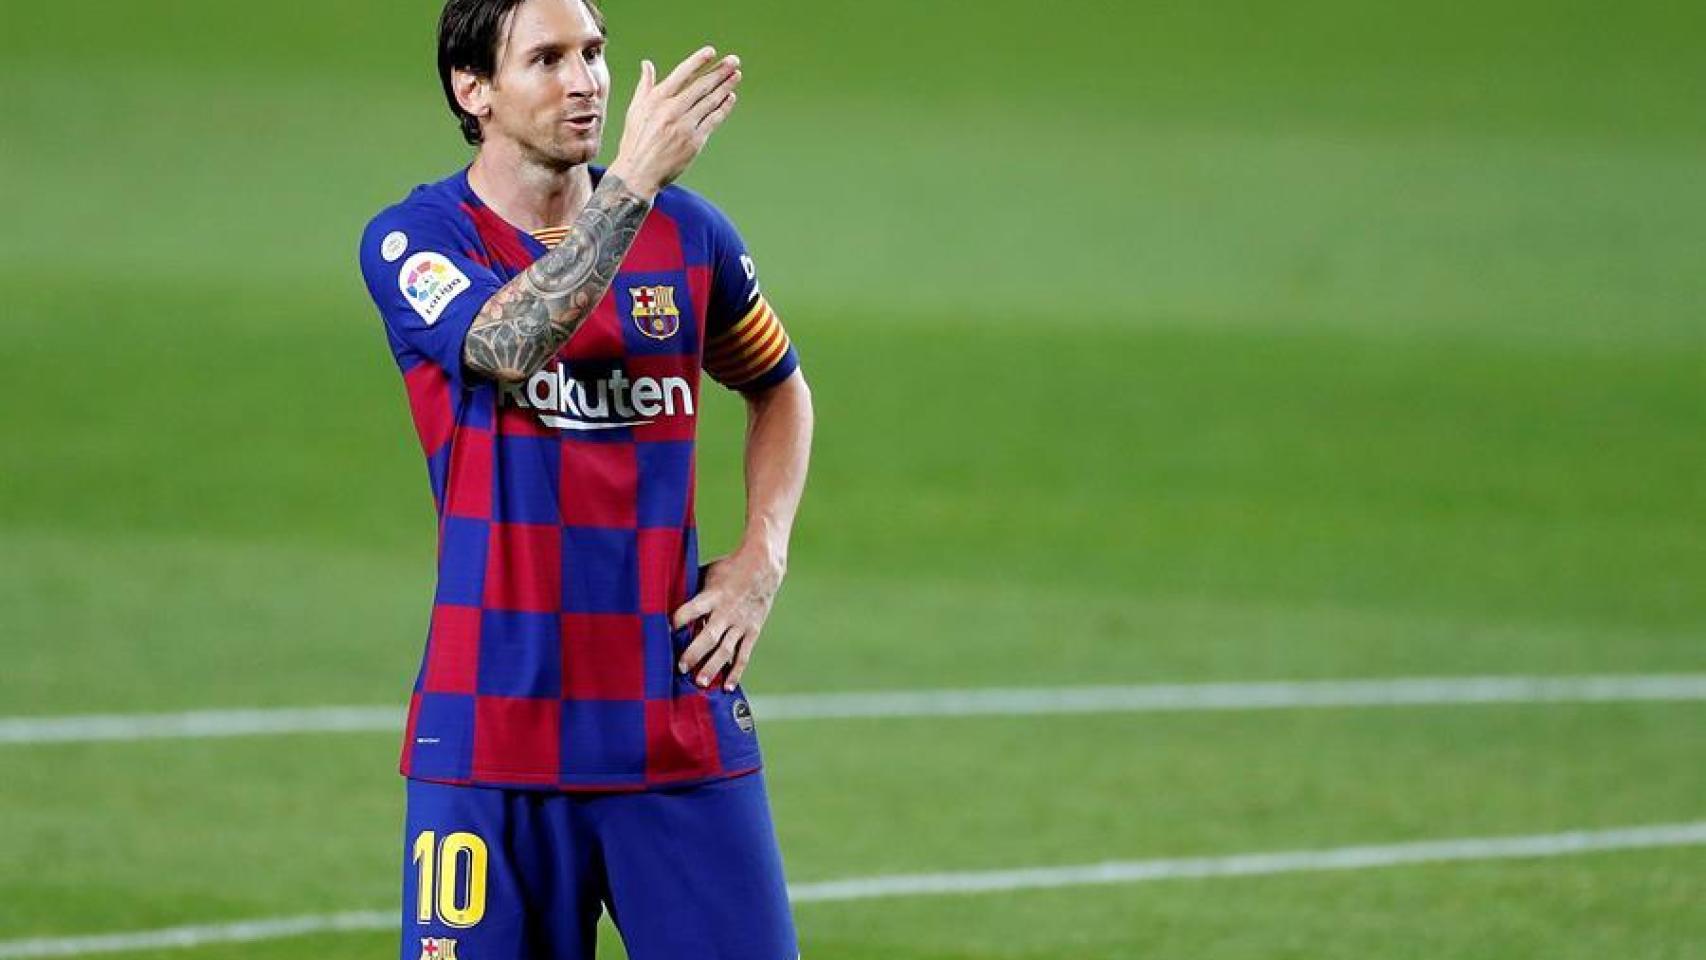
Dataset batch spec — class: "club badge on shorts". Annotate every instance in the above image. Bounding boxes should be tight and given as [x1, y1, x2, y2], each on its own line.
[419, 937, 458, 960]
[630, 285, 681, 340]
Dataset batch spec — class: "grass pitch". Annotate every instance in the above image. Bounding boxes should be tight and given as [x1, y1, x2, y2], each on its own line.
[2, 0, 1703, 957]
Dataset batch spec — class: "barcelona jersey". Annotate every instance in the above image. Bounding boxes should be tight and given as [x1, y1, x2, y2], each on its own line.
[358, 166, 798, 791]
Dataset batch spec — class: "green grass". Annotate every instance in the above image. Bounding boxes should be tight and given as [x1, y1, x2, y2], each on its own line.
[2, 0, 1703, 955]
[6, 707, 1704, 930]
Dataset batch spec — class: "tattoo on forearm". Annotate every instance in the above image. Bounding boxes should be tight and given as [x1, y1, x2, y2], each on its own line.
[462, 175, 652, 382]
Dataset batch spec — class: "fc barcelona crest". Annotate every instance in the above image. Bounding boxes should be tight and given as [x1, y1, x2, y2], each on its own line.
[419, 937, 459, 960]
[629, 285, 681, 340]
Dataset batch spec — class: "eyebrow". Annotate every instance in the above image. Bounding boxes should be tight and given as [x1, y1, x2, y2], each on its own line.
[522, 33, 605, 57]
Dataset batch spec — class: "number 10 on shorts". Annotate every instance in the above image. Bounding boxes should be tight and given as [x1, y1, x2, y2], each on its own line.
[412, 831, 489, 927]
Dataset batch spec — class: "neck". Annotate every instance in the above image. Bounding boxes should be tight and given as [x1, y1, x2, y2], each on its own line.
[467, 139, 595, 231]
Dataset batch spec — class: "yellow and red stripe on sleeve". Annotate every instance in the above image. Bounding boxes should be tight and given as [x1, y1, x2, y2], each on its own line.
[704, 295, 793, 389]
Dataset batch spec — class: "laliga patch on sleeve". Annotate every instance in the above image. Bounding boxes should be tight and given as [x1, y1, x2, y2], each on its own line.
[397, 252, 471, 326]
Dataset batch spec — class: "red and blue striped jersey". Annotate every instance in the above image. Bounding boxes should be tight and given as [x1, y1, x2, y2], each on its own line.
[358, 166, 798, 791]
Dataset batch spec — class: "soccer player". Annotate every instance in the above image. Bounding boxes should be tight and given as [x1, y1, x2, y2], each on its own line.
[356, 0, 813, 956]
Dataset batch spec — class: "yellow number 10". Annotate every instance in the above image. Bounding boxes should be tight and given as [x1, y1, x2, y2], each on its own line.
[412, 831, 489, 928]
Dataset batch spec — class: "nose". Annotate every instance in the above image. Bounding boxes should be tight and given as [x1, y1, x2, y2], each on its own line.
[561, 54, 601, 97]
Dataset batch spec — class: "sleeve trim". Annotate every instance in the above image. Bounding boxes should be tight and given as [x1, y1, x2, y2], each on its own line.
[706, 314, 783, 369]
[718, 333, 790, 386]
[707, 296, 770, 347]
[726, 346, 801, 393]
[704, 296, 794, 388]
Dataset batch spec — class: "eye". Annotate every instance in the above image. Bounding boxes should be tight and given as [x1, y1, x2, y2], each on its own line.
[584, 44, 604, 63]
[534, 51, 561, 67]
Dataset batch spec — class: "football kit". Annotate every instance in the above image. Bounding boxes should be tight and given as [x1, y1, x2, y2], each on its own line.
[360, 165, 799, 959]
[403, 773, 795, 959]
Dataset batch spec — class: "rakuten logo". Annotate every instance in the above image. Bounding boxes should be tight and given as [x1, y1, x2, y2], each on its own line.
[501, 363, 694, 431]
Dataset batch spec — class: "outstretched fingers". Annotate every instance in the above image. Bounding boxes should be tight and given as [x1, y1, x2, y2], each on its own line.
[695, 90, 737, 132]
[611, 46, 744, 198]
[654, 45, 721, 98]
[679, 55, 740, 108]
[687, 71, 741, 128]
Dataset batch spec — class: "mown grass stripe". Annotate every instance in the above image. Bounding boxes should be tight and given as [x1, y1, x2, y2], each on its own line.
[3, 822, 1703, 957]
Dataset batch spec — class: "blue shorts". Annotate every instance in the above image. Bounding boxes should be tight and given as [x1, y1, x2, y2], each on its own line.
[401, 772, 797, 959]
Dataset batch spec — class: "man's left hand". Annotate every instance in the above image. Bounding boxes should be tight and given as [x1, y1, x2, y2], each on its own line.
[672, 547, 785, 691]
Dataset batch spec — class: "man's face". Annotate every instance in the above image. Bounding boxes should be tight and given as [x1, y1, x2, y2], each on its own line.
[479, 0, 609, 167]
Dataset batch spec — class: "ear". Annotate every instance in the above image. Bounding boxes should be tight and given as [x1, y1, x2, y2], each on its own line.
[452, 67, 492, 125]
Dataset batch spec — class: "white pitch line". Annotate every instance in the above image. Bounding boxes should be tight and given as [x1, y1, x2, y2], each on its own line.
[758, 674, 1706, 720]
[3, 674, 1705, 745]
[0, 912, 392, 959]
[2, 821, 1703, 958]
[786, 821, 1706, 902]
[0, 707, 401, 745]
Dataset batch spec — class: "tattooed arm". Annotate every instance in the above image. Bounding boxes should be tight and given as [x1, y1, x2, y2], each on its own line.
[461, 176, 651, 382]
[460, 47, 744, 384]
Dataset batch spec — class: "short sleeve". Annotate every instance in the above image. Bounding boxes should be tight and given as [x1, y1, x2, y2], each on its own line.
[359, 209, 504, 385]
[700, 204, 799, 392]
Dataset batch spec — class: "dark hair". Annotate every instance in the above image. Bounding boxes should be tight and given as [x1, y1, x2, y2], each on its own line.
[437, 0, 606, 145]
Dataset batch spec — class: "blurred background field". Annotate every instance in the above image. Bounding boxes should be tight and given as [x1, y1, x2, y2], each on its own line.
[1, 0, 1703, 957]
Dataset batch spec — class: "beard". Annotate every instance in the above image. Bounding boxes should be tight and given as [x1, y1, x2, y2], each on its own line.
[529, 145, 595, 171]
[519, 124, 601, 171]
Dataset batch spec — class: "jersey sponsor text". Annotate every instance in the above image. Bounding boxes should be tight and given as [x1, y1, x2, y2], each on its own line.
[501, 361, 694, 431]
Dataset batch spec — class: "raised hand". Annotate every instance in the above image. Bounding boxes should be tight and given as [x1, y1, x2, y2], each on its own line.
[462, 46, 742, 383]
[608, 46, 742, 197]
